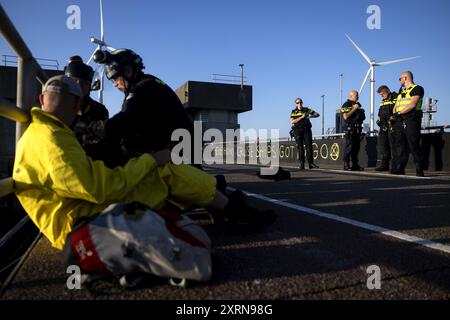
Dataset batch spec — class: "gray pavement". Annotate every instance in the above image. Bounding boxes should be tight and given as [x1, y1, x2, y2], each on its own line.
[2, 165, 450, 300]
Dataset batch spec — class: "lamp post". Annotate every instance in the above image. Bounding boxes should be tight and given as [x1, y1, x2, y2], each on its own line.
[321, 95, 325, 136]
[239, 64, 244, 89]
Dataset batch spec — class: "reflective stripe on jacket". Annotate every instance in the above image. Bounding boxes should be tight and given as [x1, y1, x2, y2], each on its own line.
[394, 84, 423, 113]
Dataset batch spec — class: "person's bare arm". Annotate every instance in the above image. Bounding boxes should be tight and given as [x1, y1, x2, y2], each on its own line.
[290, 115, 306, 124]
[398, 95, 421, 115]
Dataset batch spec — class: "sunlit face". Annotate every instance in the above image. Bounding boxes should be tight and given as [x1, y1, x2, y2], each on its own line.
[399, 74, 407, 87]
[379, 90, 389, 100]
[111, 75, 129, 92]
[349, 91, 359, 102]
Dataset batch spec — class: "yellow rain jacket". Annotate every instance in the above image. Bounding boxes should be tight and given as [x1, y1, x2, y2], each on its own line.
[13, 108, 216, 250]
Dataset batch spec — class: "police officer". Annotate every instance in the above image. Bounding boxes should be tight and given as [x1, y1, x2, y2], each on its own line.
[290, 98, 320, 170]
[390, 71, 424, 177]
[64, 56, 110, 161]
[341, 90, 365, 171]
[93, 49, 195, 165]
[375, 85, 398, 171]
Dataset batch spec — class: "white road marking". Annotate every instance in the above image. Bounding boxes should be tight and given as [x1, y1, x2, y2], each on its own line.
[230, 188, 450, 255]
[281, 165, 434, 180]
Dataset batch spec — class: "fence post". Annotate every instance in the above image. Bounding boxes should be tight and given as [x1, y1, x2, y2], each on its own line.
[16, 58, 36, 143]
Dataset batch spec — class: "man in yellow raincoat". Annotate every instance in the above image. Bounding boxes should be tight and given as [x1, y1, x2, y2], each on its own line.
[13, 75, 276, 251]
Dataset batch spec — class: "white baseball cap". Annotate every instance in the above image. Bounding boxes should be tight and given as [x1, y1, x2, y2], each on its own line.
[42, 75, 82, 98]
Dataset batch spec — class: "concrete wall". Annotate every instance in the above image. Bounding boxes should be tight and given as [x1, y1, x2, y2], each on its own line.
[0, 66, 63, 178]
[208, 132, 450, 172]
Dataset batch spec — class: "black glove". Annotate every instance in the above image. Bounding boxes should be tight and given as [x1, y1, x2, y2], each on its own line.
[376, 120, 382, 127]
[389, 112, 401, 123]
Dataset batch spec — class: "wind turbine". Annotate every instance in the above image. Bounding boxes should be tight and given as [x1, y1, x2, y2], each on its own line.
[86, 0, 115, 103]
[346, 34, 420, 132]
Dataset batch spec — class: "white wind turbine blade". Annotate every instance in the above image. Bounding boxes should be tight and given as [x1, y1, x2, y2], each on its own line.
[375, 56, 421, 66]
[359, 67, 371, 94]
[86, 48, 98, 65]
[346, 34, 372, 65]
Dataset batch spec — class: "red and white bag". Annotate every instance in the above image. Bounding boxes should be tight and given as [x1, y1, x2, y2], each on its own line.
[63, 203, 212, 284]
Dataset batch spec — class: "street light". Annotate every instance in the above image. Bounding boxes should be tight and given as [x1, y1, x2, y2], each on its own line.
[321, 95, 325, 135]
[239, 64, 244, 89]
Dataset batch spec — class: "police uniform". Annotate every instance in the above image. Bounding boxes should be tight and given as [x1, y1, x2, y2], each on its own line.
[106, 72, 195, 163]
[71, 96, 127, 168]
[376, 92, 398, 170]
[290, 107, 315, 167]
[341, 100, 365, 170]
[391, 84, 424, 175]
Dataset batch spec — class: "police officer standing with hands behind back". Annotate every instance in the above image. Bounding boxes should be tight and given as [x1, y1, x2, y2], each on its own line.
[390, 71, 425, 177]
[340, 90, 365, 171]
[290, 98, 320, 170]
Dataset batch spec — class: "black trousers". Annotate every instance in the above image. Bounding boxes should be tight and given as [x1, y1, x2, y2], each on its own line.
[343, 129, 362, 166]
[391, 114, 422, 172]
[377, 123, 394, 166]
[294, 127, 313, 164]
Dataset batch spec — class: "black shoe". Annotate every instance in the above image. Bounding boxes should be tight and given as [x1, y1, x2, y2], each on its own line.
[299, 163, 305, 170]
[416, 169, 425, 177]
[309, 163, 319, 169]
[215, 174, 227, 194]
[351, 165, 364, 171]
[390, 168, 405, 175]
[223, 190, 277, 231]
[375, 164, 389, 172]
[344, 162, 351, 171]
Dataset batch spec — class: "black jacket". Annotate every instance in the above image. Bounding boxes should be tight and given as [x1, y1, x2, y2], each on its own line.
[341, 100, 365, 126]
[106, 72, 194, 157]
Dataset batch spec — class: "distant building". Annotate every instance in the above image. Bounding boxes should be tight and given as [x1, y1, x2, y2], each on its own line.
[335, 109, 344, 133]
[175, 81, 252, 137]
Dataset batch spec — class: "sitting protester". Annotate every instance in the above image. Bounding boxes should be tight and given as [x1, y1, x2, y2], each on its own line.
[13, 75, 276, 282]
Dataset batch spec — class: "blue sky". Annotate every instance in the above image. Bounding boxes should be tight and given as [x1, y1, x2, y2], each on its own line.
[1, 0, 449, 137]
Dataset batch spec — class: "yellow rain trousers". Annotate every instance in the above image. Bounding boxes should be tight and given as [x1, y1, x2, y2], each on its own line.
[13, 108, 216, 250]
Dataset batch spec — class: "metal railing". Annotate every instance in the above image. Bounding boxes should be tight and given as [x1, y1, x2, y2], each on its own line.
[2, 54, 60, 70]
[0, 4, 48, 197]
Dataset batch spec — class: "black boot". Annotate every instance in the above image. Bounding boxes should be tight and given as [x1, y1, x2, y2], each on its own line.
[215, 174, 227, 194]
[416, 168, 425, 177]
[351, 164, 364, 171]
[299, 162, 305, 170]
[390, 167, 405, 175]
[375, 161, 389, 172]
[222, 190, 277, 231]
[309, 163, 319, 169]
[344, 162, 351, 171]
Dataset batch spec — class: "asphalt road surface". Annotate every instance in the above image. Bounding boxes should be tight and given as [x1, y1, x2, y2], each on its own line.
[2, 165, 450, 300]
